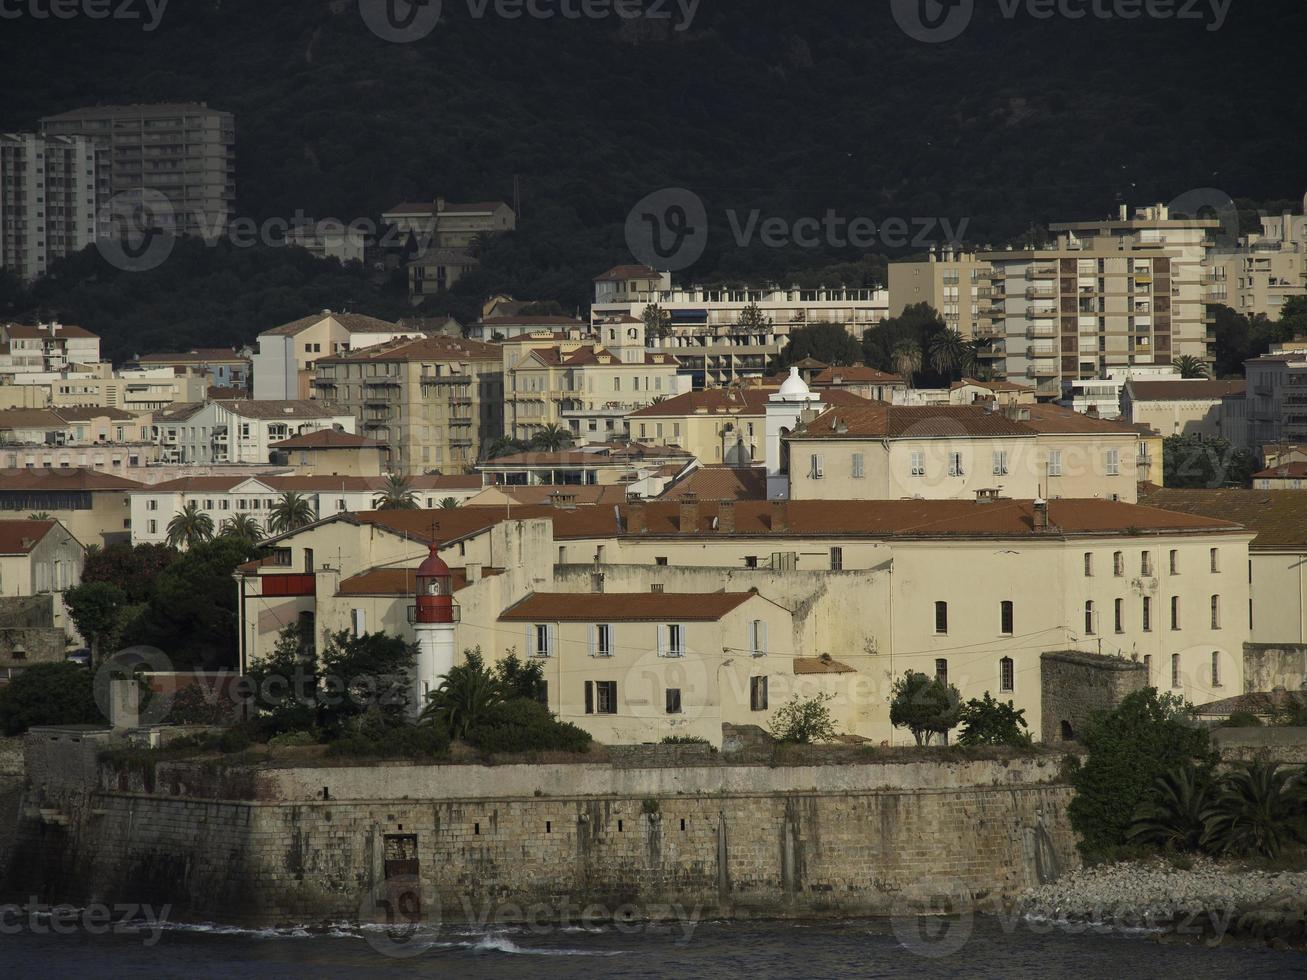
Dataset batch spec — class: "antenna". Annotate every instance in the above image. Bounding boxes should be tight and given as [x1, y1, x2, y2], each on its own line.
[512, 174, 521, 219]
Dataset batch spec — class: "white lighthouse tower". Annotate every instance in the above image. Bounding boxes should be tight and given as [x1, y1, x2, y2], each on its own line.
[411, 541, 457, 719]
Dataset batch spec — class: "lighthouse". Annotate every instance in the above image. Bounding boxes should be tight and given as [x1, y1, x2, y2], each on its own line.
[411, 541, 457, 719]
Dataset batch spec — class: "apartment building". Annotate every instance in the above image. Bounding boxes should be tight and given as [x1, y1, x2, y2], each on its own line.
[0, 468, 141, 547]
[1207, 196, 1307, 319]
[1061, 365, 1178, 419]
[382, 198, 516, 300]
[284, 221, 366, 264]
[40, 103, 235, 237]
[134, 348, 250, 389]
[476, 443, 692, 489]
[888, 247, 997, 340]
[267, 429, 387, 477]
[979, 204, 1217, 398]
[151, 400, 355, 465]
[251, 311, 422, 400]
[46, 366, 208, 413]
[0, 322, 101, 376]
[0, 133, 105, 281]
[501, 332, 683, 442]
[591, 264, 889, 387]
[312, 336, 504, 473]
[467, 314, 588, 342]
[0, 407, 159, 474]
[1245, 346, 1307, 448]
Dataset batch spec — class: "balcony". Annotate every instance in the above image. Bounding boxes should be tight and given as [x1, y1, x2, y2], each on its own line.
[1026, 325, 1056, 338]
[1027, 360, 1058, 377]
[1024, 287, 1055, 300]
[1027, 306, 1058, 318]
[1027, 345, 1057, 358]
[420, 375, 465, 386]
[1026, 266, 1057, 280]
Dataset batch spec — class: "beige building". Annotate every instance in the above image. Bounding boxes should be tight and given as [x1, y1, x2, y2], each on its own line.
[1246, 346, 1307, 448]
[888, 247, 997, 341]
[0, 407, 159, 474]
[251, 311, 424, 401]
[1121, 378, 1248, 441]
[134, 348, 250, 390]
[980, 204, 1218, 398]
[1207, 196, 1307, 320]
[785, 402, 1143, 503]
[0, 519, 83, 598]
[0, 322, 101, 375]
[1251, 464, 1307, 491]
[267, 429, 386, 476]
[48, 367, 209, 413]
[313, 336, 504, 473]
[151, 400, 356, 466]
[476, 444, 692, 492]
[0, 468, 140, 547]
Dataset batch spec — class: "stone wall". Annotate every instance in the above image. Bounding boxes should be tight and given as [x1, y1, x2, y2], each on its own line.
[1213, 727, 1307, 765]
[1244, 644, 1307, 695]
[1040, 650, 1147, 743]
[0, 595, 54, 628]
[8, 746, 1079, 925]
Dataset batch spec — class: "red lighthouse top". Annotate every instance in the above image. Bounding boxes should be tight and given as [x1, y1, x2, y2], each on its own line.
[415, 542, 454, 624]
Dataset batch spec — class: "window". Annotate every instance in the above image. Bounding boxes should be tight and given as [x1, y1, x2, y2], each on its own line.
[1000, 600, 1013, 635]
[809, 454, 825, 479]
[1143, 654, 1152, 677]
[1105, 448, 1120, 476]
[1169, 550, 1179, 575]
[1084, 600, 1095, 635]
[999, 656, 1014, 693]
[1142, 596, 1152, 632]
[1083, 552, 1093, 577]
[1170, 596, 1180, 631]
[1048, 450, 1063, 477]
[1211, 651, 1221, 687]
[1113, 551, 1124, 577]
[910, 451, 925, 477]
[852, 453, 865, 479]
[659, 623, 685, 658]
[993, 451, 1009, 476]
[591, 624, 613, 658]
[934, 601, 948, 634]
[1210, 595, 1220, 630]
[655, 557, 668, 566]
[350, 608, 366, 637]
[148, 519, 157, 534]
[749, 675, 768, 711]
[935, 659, 948, 686]
[748, 619, 768, 656]
[830, 547, 843, 571]
[147, 499, 158, 511]
[744, 556, 759, 569]
[585, 680, 617, 715]
[531, 623, 555, 658]
[948, 452, 964, 477]
[1171, 653, 1181, 689]
[1210, 548, 1220, 573]
[1141, 552, 1153, 576]
[666, 688, 682, 714]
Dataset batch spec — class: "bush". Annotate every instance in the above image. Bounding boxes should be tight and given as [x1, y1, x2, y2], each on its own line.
[268, 730, 317, 747]
[889, 670, 962, 746]
[464, 698, 592, 754]
[0, 662, 101, 735]
[958, 693, 1032, 747]
[325, 723, 450, 761]
[217, 727, 252, 754]
[660, 735, 709, 745]
[1221, 710, 1264, 728]
[167, 681, 238, 726]
[769, 692, 838, 744]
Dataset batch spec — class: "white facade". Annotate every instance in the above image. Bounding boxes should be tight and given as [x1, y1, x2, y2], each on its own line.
[0, 134, 104, 281]
[154, 401, 355, 465]
[1062, 366, 1179, 420]
[765, 368, 826, 500]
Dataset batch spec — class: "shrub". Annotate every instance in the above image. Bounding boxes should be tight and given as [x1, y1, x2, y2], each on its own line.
[325, 723, 450, 761]
[769, 692, 838, 744]
[464, 698, 592, 754]
[0, 662, 100, 735]
[217, 727, 252, 754]
[889, 670, 962, 746]
[957, 693, 1032, 747]
[168, 681, 238, 726]
[268, 730, 317, 747]
[660, 735, 709, 745]
[1220, 710, 1264, 728]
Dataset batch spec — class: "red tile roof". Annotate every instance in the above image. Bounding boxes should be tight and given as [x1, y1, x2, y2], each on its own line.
[2, 322, 97, 339]
[269, 429, 383, 450]
[812, 366, 904, 385]
[1140, 488, 1307, 550]
[499, 591, 757, 622]
[1254, 463, 1307, 480]
[631, 386, 870, 419]
[0, 520, 57, 555]
[594, 264, 663, 282]
[0, 468, 143, 491]
[659, 466, 768, 501]
[794, 656, 856, 675]
[260, 312, 402, 337]
[316, 336, 500, 364]
[337, 566, 500, 596]
[793, 402, 1140, 440]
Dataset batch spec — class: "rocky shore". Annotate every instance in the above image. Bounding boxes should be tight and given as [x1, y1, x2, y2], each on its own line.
[1018, 858, 1307, 947]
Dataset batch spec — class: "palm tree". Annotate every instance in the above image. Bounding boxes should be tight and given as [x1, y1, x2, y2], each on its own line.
[267, 491, 316, 535]
[1200, 760, 1307, 858]
[439, 497, 460, 509]
[373, 473, 418, 510]
[220, 513, 263, 542]
[483, 435, 525, 461]
[165, 501, 214, 550]
[927, 329, 977, 380]
[420, 649, 499, 741]
[27, 512, 53, 520]
[531, 423, 573, 453]
[1127, 763, 1214, 852]
[1173, 355, 1210, 380]
[892, 339, 924, 387]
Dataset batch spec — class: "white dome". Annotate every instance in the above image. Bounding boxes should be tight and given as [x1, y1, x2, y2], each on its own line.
[777, 366, 811, 399]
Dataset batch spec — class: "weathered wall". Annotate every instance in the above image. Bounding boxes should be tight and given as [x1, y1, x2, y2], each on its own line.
[1213, 727, 1307, 765]
[1244, 643, 1307, 694]
[10, 746, 1078, 925]
[1040, 650, 1147, 743]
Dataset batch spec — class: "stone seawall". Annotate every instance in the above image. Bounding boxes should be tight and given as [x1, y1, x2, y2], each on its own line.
[7, 744, 1079, 925]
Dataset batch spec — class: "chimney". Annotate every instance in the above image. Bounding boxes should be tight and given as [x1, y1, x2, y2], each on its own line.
[627, 499, 646, 535]
[770, 499, 789, 533]
[718, 498, 736, 534]
[465, 562, 482, 583]
[1033, 498, 1049, 532]
[679, 492, 699, 534]
[436, 196, 446, 212]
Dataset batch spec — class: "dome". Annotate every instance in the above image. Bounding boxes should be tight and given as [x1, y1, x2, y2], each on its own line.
[777, 366, 812, 399]
[416, 542, 450, 579]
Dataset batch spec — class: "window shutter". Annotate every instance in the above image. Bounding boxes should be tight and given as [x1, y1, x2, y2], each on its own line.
[657, 624, 667, 658]
[584, 680, 594, 715]
[758, 620, 768, 656]
[547, 624, 557, 658]
[525, 624, 533, 658]
[588, 624, 596, 658]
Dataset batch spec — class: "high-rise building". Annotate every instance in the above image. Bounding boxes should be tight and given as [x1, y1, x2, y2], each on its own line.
[40, 103, 234, 237]
[1207, 194, 1307, 320]
[0, 133, 105, 281]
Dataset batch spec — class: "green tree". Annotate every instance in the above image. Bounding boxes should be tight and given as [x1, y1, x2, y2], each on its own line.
[892, 339, 924, 387]
[769, 692, 838, 744]
[1065, 688, 1212, 861]
[243, 626, 318, 735]
[1172, 354, 1210, 379]
[316, 629, 418, 734]
[642, 303, 672, 345]
[27, 512, 53, 521]
[927, 328, 977, 380]
[1200, 760, 1307, 858]
[64, 580, 127, 662]
[81, 542, 176, 603]
[267, 491, 315, 534]
[420, 648, 500, 741]
[165, 501, 214, 550]
[219, 513, 263, 542]
[531, 423, 573, 453]
[735, 303, 773, 334]
[483, 436, 529, 461]
[439, 497, 460, 509]
[889, 670, 963, 746]
[1163, 434, 1256, 488]
[778, 322, 862, 368]
[862, 303, 946, 379]
[495, 652, 547, 702]
[373, 473, 418, 510]
[0, 662, 100, 735]
[957, 692, 1031, 746]
[1126, 762, 1215, 852]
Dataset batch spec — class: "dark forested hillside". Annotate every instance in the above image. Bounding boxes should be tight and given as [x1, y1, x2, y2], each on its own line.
[2, 0, 1304, 359]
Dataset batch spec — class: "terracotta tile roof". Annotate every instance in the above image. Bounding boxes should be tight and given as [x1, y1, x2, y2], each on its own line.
[499, 591, 757, 622]
[53, 407, 137, 423]
[630, 386, 871, 419]
[594, 264, 663, 282]
[793, 656, 856, 675]
[269, 429, 383, 450]
[482, 451, 615, 467]
[793, 403, 1033, 439]
[1254, 463, 1307, 479]
[950, 377, 1033, 393]
[139, 474, 482, 494]
[2, 322, 97, 339]
[353, 506, 559, 545]
[317, 336, 500, 364]
[0, 409, 67, 430]
[1018, 403, 1142, 435]
[1140, 488, 1307, 550]
[0, 468, 143, 491]
[0, 519, 57, 555]
[384, 200, 509, 216]
[260, 312, 402, 337]
[337, 566, 501, 596]
[480, 315, 585, 328]
[660, 466, 768, 501]
[214, 399, 345, 420]
[812, 366, 903, 385]
[1127, 379, 1247, 401]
